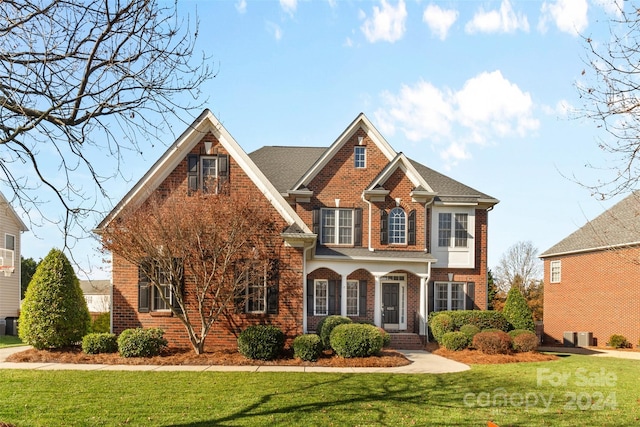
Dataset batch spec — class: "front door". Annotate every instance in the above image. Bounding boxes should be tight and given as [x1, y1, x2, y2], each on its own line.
[382, 283, 399, 326]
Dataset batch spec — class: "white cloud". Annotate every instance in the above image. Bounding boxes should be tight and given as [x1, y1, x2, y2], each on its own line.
[266, 22, 283, 40]
[593, 0, 623, 16]
[280, 0, 297, 17]
[235, 0, 247, 14]
[361, 0, 407, 43]
[542, 99, 573, 117]
[538, 0, 588, 35]
[422, 4, 458, 41]
[375, 71, 539, 166]
[465, 0, 529, 34]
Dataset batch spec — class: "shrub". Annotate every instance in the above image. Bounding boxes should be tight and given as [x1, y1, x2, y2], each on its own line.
[237, 325, 285, 360]
[508, 329, 533, 340]
[472, 331, 513, 355]
[19, 248, 91, 349]
[440, 331, 470, 351]
[82, 333, 118, 354]
[118, 328, 167, 358]
[608, 334, 628, 349]
[91, 312, 111, 333]
[502, 287, 535, 332]
[330, 323, 383, 358]
[429, 313, 454, 342]
[292, 334, 323, 362]
[318, 315, 352, 350]
[512, 332, 538, 352]
[459, 324, 481, 340]
[378, 327, 391, 348]
[428, 310, 509, 332]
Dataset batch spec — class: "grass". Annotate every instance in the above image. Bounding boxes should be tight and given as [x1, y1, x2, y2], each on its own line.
[0, 353, 638, 426]
[0, 336, 23, 348]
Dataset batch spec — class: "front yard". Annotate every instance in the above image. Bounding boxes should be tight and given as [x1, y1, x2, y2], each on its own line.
[0, 353, 638, 426]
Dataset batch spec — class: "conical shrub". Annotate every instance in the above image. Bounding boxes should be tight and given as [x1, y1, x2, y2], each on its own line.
[502, 286, 535, 332]
[19, 248, 90, 349]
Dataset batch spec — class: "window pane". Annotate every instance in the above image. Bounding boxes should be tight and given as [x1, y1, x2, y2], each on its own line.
[346, 281, 359, 316]
[550, 261, 561, 283]
[338, 210, 353, 244]
[314, 280, 328, 316]
[389, 208, 406, 244]
[435, 282, 448, 311]
[438, 213, 451, 247]
[246, 264, 266, 313]
[454, 214, 468, 247]
[354, 146, 366, 168]
[4, 235, 14, 251]
[451, 283, 464, 310]
[201, 157, 217, 193]
[321, 210, 335, 244]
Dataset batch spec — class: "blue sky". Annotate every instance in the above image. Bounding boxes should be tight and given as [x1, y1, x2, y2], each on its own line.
[18, 0, 628, 280]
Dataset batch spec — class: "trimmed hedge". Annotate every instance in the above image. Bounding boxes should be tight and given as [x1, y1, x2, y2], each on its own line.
[428, 310, 509, 333]
[459, 324, 481, 341]
[440, 331, 470, 351]
[318, 316, 352, 350]
[118, 328, 167, 358]
[512, 332, 538, 353]
[91, 312, 111, 334]
[330, 323, 383, 358]
[429, 313, 454, 342]
[502, 287, 535, 332]
[237, 325, 285, 360]
[82, 333, 118, 354]
[508, 329, 533, 339]
[292, 334, 323, 362]
[608, 334, 628, 349]
[472, 331, 512, 355]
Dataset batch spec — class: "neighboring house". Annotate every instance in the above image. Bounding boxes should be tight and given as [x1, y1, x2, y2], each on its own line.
[97, 110, 498, 349]
[79, 280, 111, 313]
[540, 192, 640, 347]
[0, 192, 28, 321]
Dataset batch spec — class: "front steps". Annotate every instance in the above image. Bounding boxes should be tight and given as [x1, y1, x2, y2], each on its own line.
[388, 332, 424, 350]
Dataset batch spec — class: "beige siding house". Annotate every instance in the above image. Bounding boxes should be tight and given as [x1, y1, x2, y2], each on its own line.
[0, 192, 28, 320]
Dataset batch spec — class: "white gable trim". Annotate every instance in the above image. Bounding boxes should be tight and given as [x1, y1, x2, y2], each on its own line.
[0, 192, 28, 232]
[366, 153, 435, 193]
[292, 113, 397, 190]
[98, 110, 310, 233]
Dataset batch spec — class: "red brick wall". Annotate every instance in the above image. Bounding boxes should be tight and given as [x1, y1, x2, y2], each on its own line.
[110, 134, 304, 350]
[543, 248, 640, 347]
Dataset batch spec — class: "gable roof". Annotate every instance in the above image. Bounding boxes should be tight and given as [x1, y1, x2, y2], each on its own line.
[367, 153, 435, 193]
[249, 146, 327, 194]
[0, 192, 28, 232]
[540, 192, 640, 258]
[97, 110, 311, 233]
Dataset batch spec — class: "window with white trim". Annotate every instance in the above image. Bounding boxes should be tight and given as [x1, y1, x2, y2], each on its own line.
[200, 156, 218, 193]
[314, 279, 328, 316]
[550, 260, 561, 283]
[434, 282, 465, 311]
[346, 280, 359, 316]
[245, 263, 267, 313]
[438, 213, 468, 248]
[354, 146, 366, 168]
[388, 207, 406, 244]
[152, 267, 172, 311]
[321, 209, 353, 245]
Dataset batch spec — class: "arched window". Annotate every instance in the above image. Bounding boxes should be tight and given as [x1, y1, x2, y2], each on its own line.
[388, 207, 406, 244]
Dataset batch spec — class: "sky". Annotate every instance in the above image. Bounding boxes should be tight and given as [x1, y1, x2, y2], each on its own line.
[16, 0, 631, 280]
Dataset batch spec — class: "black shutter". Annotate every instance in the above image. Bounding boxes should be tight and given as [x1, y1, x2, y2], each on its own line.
[266, 260, 279, 315]
[138, 260, 151, 313]
[408, 209, 416, 245]
[380, 209, 388, 244]
[307, 278, 314, 316]
[359, 280, 367, 317]
[171, 258, 183, 314]
[328, 280, 339, 315]
[428, 281, 434, 313]
[466, 282, 476, 310]
[354, 208, 363, 246]
[217, 154, 229, 194]
[312, 208, 320, 240]
[187, 154, 199, 194]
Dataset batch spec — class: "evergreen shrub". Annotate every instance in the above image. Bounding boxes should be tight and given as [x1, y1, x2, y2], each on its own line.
[292, 334, 323, 361]
[118, 328, 167, 358]
[237, 325, 284, 360]
[82, 333, 118, 354]
[330, 323, 383, 358]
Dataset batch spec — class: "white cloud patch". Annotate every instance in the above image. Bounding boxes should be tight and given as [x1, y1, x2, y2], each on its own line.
[280, 0, 297, 17]
[361, 0, 407, 43]
[235, 0, 247, 14]
[266, 22, 283, 40]
[465, 0, 529, 34]
[593, 0, 622, 16]
[538, 0, 588, 35]
[375, 71, 539, 166]
[423, 4, 458, 41]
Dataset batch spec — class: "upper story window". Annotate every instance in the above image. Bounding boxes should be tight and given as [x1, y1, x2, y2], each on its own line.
[5, 234, 15, 251]
[550, 260, 561, 283]
[388, 207, 406, 244]
[321, 208, 353, 245]
[187, 153, 229, 194]
[438, 213, 468, 248]
[354, 146, 366, 168]
[201, 156, 217, 193]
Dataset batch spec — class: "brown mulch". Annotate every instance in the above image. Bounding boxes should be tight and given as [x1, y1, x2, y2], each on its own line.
[425, 342, 559, 364]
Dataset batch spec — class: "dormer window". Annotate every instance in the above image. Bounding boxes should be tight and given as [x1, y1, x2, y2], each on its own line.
[354, 146, 366, 168]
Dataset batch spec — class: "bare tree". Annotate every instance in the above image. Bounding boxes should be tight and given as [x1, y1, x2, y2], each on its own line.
[0, 0, 214, 245]
[577, 3, 640, 199]
[493, 241, 542, 293]
[99, 192, 281, 354]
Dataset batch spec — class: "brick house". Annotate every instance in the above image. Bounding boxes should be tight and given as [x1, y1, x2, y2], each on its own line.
[97, 110, 498, 349]
[540, 192, 640, 347]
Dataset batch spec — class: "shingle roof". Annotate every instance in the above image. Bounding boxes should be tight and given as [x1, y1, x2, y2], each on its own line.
[249, 146, 327, 193]
[409, 159, 495, 201]
[316, 246, 437, 262]
[540, 192, 640, 258]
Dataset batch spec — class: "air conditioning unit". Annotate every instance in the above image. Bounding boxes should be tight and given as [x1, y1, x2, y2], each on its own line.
[577, 332, 593, 347]
[563, 331, 577, 347]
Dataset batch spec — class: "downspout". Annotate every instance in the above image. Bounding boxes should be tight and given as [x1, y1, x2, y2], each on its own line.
[424, 197, 435, 341]
[302, 244, 312, 333]
[362, 193, 374, 252]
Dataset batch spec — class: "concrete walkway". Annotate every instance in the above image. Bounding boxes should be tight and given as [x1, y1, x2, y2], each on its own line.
[0, 346, 470, 374]
[539, 346, 640, 360]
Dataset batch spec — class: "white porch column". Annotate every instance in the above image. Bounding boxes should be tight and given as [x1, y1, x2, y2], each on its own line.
[373, 275, 382, 327]
[418, 275, 428, 335]
[340, 275, 348, 316]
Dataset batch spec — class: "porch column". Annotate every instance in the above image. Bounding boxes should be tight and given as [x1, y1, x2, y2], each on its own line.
[340, 275, 348, 316]
[373, 275, 382, 327]
[418, 274, 428, 335]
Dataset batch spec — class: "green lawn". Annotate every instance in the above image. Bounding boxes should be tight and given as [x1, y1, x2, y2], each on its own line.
[0, 336, 23, 348]
[0, 353, 638, 426]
